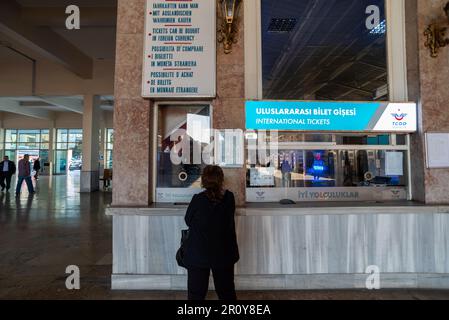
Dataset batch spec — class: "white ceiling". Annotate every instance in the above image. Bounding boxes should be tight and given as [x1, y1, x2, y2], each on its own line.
[14, 0, 117, 60]
[54, 27, 116, 60]
[0, 0, 117, 117]
[16, 0, 117, 8]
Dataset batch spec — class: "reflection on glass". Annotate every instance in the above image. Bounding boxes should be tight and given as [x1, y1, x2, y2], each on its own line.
[262, 0, 388, 101]
[55, 151, 67, 174]
[18, 130, 40, 143]
[5, 130, 17, 143]
[39, 150, 49, 165]
[106, 150, 113, 169]
[17, 143, 39, 150]
[105, 129, 114, 169]
[57, 129, 68, 144]
[157, 105, 210, 188]
[57, 143, 68, 150]
[41, 130, 50, 143]
[4, 150, 16, 160]
[55, 129, 83, 173]
[246, 133, 408, 189]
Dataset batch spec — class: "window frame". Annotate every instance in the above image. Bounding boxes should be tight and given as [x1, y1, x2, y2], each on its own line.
[245, 0, 408, 101]
[153, 102, 214, 203]
[244, 0, 412, 200]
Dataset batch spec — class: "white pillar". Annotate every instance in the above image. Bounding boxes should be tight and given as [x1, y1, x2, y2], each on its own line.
[244, 0, 263, 100]
[80, 94, 101, 192]
[47, 119, 55, 175]
[386, 0, 408, 102]
[0, 112, 4, 158]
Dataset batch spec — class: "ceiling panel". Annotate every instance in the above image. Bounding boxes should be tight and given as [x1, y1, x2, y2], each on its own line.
[16, 0, 117, 7]
[262, 0, 388, 101]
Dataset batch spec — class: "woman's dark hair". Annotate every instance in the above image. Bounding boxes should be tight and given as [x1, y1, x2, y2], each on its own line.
[201, 165, 224, 202]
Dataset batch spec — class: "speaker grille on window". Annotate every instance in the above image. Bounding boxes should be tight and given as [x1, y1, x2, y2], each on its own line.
[267, 18, 297, 33]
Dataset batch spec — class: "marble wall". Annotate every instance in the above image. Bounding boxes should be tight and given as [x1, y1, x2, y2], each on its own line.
[213, 5, 246, 206]
[417, 0, 449, 204]
[112, 210, 449, 276]
[112, 1, 247, 206]
[113, 0, 153, 206]
[112, 1, 449, 206]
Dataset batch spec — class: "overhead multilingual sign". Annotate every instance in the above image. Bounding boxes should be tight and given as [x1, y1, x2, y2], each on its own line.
[142, 0, 216, 98]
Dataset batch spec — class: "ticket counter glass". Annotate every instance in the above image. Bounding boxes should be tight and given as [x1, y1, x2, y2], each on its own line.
[245, 132, 409, 202]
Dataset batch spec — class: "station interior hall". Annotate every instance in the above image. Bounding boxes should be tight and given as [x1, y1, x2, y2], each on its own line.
[0, 0, 116, 193]
[0, 0, 119, 299]
[1, 0, 449, 301]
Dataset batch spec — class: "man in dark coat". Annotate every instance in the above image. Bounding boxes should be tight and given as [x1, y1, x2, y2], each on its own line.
[0, 156, 16, 192]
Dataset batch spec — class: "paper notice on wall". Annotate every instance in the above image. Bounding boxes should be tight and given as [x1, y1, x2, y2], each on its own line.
[250, 168, 275, 187]
[385, 151, 403, 176]
[426, 133, 449, 168]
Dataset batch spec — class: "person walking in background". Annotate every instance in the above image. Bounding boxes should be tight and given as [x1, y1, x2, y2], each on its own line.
[16, 154, 34, 196]
[183, 165, 239, 300]
[281, 157, 292, 187]
[0, 156, 16, 192]
[33, 157, 41, 180]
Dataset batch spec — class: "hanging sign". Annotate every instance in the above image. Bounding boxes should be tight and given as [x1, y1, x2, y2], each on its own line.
[246, 101, 417, 132]
[142, 0, 216, 98]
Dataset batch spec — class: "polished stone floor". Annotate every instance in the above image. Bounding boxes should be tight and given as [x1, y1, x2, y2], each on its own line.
[1, 173, 449, 300]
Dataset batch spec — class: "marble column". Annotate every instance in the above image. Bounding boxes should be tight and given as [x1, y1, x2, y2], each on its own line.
[417, 0, 449, 204]
[80, 94, 101, 192]
[112, 0, 153, 206]
[213, 4, 246, 207]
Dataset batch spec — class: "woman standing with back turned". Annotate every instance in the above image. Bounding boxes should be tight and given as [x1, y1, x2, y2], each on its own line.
[183, 165, 239, 300]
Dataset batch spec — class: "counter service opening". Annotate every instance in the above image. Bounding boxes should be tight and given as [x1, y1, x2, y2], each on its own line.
[244, 100, 417, 203]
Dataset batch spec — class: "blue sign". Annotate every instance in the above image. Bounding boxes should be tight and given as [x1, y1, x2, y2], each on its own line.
[245, 101, 418, 132]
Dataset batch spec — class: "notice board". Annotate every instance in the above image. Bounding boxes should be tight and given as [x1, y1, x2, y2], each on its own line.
[142, 0, 216, 98]
[426, 132, 449, 169]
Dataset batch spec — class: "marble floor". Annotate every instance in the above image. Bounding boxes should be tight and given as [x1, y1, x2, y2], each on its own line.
[1, 173, 449, 300]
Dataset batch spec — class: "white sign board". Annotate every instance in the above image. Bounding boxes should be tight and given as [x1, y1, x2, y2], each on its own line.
[250, 168, 275, 186]
[142, 0, 216, 98]
[156, 188, 203, 203]
[426, 133, 449, 168]
[385, 151, 403, 176]
[246, 187, 407, 202]
[372, 103, 417, 132]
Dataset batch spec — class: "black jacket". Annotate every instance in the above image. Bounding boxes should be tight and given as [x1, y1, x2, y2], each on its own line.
[33, 160, 41, 171]
[183, 190, 239, 269]
[0, 160, 16, 176]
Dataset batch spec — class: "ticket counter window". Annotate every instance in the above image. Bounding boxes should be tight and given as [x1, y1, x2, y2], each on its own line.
[156, 105, 211, 203]
[246, 132, 409, 202]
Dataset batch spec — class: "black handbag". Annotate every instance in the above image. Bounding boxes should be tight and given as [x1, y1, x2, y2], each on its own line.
[176, 229, 190, 268]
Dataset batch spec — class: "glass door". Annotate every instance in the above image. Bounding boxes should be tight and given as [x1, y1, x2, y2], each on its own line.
[55, 150, 68, 175]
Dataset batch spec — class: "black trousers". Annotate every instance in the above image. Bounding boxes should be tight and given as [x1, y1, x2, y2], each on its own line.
[187, 265, 237, 300]
[0, 173, 12, 190]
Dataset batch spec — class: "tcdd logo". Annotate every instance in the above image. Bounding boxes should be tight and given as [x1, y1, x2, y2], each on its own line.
[391, 109, 408, 127]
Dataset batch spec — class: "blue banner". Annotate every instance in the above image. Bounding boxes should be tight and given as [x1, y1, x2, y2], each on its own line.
[245, 101, 417, 132]
[246, 101, 378, 131]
